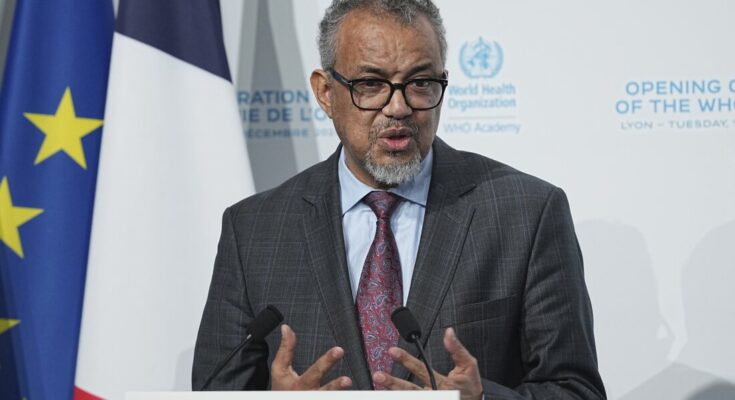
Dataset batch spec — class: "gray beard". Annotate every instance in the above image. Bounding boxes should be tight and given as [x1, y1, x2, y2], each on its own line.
[362, 119, 422, 187]
[364, 150, 422, 187]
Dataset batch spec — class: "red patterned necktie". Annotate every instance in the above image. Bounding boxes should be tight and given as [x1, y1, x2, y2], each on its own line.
[355, 191, 403, 389]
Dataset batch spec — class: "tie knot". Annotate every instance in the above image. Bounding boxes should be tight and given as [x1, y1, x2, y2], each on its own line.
[363, 191, 401, 220]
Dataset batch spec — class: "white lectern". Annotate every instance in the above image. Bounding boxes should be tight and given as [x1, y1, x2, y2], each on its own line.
[126, 391, 459, 400]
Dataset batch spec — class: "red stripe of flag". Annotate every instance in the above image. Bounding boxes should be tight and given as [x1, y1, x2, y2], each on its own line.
[74, 386, 104, 400]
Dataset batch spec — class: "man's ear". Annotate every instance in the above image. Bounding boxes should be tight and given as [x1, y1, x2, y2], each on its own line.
[310, 69, 334, 119]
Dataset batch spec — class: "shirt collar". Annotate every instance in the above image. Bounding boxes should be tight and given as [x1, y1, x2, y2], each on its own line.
[338, 147, 433, 216]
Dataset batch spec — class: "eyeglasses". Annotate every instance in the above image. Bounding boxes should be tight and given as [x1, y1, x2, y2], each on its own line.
[329, 69, 448, 111]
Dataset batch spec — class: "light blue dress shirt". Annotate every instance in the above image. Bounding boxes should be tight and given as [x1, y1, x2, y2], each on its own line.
[338, 148, 433, 305]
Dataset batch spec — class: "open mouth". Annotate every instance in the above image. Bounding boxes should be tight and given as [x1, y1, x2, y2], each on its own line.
[378, 129, 414, 152]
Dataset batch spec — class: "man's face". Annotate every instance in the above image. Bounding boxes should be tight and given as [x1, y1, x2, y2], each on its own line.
[312, 9, 445, 188]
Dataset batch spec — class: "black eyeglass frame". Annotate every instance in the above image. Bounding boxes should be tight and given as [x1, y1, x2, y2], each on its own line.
[329, 68, 449, 111]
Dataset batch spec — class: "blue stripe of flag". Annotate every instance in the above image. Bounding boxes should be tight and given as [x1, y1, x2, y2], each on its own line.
[117, 0, 231, 81]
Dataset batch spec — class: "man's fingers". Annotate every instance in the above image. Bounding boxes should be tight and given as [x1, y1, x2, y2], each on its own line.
[298, 346, 345, 388]
[272, 324, 296, 371]
[373, 372, 423, 390]
[443, 327, 477, 369]
[388, 347, 444, 387]
[319, 376, 353, 391]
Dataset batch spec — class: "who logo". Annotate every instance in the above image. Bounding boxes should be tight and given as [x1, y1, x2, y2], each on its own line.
[459, 37, 503, 79]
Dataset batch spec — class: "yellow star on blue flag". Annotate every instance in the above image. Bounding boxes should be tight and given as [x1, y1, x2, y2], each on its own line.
[0, 319, 20, 335]
[24, 87, 104, 169]
[0, 177, 44, 258]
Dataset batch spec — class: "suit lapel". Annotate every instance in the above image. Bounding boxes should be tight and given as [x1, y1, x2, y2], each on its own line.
[301, 149, 373, 389]
[392, 138, 477, 380]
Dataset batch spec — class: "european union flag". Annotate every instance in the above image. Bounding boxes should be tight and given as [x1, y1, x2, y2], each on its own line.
[0, 2, 113, 399]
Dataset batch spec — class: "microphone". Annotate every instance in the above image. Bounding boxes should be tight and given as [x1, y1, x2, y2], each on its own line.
[198, 305, 284, 391]
[391, 306, 438, 390]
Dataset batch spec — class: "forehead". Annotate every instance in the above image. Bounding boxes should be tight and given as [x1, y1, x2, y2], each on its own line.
[334, 8, 443, 76]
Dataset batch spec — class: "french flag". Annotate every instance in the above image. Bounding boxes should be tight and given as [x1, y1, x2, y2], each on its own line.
[75, 1, 254, 398]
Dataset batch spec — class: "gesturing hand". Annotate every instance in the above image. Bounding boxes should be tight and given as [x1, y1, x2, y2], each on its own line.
[271, 324, 353, 391]
[373, 327, 483, 400]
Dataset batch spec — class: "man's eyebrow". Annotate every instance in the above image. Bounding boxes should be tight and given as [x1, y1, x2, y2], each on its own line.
[404, 63, 439, 77]
[355, 65, 388, 76]
[354, 62, 441, 78]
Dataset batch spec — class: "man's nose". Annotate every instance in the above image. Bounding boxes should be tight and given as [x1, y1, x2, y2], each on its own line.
[382, 89, 413, 119]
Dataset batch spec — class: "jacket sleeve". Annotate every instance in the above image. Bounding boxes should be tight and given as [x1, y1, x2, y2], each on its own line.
[192, 206, 269, 391]
[482, 188, 606, 399]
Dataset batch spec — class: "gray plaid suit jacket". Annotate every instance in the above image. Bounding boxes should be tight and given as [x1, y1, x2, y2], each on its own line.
[193, 138, 606, 399]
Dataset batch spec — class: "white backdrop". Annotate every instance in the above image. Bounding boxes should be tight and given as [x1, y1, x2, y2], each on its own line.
[222, 0, 735, 398]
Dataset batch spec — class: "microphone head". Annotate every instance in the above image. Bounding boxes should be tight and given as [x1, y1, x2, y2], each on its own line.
[247, 305, 284, 341]
[391, 306, 422, 342]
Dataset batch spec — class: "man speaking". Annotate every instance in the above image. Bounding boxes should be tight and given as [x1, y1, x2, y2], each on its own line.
[193, 1, 606, 398]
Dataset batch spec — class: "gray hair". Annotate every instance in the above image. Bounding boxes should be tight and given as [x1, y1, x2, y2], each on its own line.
[318, 0, 447, 70]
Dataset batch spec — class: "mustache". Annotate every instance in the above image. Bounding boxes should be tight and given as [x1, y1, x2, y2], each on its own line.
[369, 118, 420, 139]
